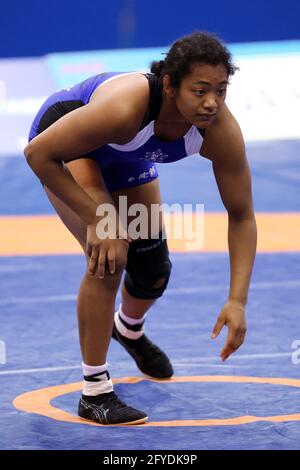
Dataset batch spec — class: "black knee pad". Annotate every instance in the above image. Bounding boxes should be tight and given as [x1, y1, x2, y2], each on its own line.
[124, 232, 172, 299]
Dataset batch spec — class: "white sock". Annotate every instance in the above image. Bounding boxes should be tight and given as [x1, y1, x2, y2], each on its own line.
[82, 361, 113, 396]
[115, 304, 146, 340]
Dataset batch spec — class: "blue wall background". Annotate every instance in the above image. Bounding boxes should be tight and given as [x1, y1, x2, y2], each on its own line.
[1, 0, 300, 58]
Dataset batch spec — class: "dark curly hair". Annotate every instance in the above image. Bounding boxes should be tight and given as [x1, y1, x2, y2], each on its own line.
[150, 31, 238, 88]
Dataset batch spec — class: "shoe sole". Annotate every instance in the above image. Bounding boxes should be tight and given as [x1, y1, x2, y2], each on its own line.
[78, 415, 148, 425]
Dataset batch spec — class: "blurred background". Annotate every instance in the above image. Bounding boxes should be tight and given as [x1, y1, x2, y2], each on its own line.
[0, 0, 300, 215]
[1, 0, 300, 56]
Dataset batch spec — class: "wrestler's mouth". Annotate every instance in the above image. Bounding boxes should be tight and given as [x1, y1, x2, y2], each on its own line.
[196, 113, 216, 121]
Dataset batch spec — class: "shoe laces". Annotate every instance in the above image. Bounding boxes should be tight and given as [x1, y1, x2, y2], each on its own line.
[100, 392, 129, 410]
[137, 336, 160, 356]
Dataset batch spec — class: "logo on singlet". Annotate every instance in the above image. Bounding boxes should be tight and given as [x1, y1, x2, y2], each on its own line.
[143, 149, 169, 162]
[138, 165, 157, 180]
[62, 85, 74, 92]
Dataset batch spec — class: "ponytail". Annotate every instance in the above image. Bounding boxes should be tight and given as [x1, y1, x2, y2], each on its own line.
[150, 59, 166, 77]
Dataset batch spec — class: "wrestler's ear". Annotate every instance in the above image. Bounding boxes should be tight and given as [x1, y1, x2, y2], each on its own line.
[163, 74, 176, 98]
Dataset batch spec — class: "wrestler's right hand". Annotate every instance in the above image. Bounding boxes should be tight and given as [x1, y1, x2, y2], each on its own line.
[86, 221, 130, 279]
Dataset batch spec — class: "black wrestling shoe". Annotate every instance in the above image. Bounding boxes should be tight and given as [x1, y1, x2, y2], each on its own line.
[112, 325, 174, 379]
[78, 391, 148, 425]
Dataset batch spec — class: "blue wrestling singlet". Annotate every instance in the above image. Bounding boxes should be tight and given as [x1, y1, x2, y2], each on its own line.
[29, 72, 204, 192]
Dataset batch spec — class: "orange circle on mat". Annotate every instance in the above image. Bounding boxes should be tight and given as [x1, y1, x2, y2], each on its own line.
[13, 375, 300, 427]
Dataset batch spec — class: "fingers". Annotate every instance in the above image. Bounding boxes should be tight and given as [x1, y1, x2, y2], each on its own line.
[86, 243, 107, 279]
[86, 244, 118, 279]
[107, 246, 115, 275]
[220, 328, 246, 361]
[98, 246, 107, 279]
[211, 316, 225, 339]
[88, 246, 98, 276]
[86, 242, 92, 259]
[220, 342, 236, 362]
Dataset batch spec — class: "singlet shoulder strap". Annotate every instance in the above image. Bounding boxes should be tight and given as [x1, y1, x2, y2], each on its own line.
[139, 73, 163, 131]
[197, 128, 206, 137]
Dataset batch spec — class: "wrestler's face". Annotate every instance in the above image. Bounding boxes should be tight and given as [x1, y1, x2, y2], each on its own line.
[174, 63, 228, 127]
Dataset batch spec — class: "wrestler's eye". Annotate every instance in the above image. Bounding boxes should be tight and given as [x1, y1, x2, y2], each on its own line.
[194, 90, 205, 96]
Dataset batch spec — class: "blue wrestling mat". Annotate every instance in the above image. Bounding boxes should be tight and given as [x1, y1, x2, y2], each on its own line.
[0, 42, 300, 450]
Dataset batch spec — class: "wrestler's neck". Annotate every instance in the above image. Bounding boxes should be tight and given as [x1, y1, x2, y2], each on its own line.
[154, 92, 191, 141]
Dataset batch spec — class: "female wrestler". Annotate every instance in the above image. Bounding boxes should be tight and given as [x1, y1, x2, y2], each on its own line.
[25, 31, 257, 425]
